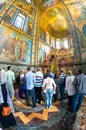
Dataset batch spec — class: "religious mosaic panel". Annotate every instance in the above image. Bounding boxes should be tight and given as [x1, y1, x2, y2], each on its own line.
[65, 0, 86, 62]
[24, 18, 34, 36]
[40, 0, 58, 13]
[2, 6, 34, 37]
[14, 0, 36, 19]
[38, 42, 50, 64]
[3, 6, 16, 24]
[0, 25, 32, 64]
[66, 1, 86, 22]
[0, 0, 11, 12]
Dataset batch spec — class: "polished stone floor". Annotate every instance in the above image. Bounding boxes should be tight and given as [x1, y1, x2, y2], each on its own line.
[0, 94, 86, 130]
[0, 98, 77, 130]
[73, 99, 86, 130]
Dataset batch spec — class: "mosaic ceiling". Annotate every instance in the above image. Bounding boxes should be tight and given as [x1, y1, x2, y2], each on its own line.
[39, 2, 69, 38]
[39, 0, 86, 38]
[0, 0, 86, 38]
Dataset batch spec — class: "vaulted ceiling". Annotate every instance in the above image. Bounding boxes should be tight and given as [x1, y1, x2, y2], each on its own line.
[0, 0, 86, 39]
[35, 0, 86, 38]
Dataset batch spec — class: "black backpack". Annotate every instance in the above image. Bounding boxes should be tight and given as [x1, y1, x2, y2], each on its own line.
[60, 77, 66, 86]
[16, 75, 20, 84]
[0, 103, 16, 128]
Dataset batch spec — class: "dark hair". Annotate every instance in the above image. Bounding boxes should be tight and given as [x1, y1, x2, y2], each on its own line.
[54, 74, 58, 79]
[78, 69, 82, 74]
[27, 66, 31, 71]
[7, 66, 11, 70]
[61, 70, 64, 73]
[37, 67, 41, 71]
[47, 69, 50, 73]
[45, 72, 50, 78]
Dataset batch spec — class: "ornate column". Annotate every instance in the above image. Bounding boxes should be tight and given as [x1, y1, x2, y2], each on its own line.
[32, 2, 40, 66]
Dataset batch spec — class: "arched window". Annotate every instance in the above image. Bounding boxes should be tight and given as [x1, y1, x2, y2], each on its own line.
[63, 38, 68, 48]
[51, 38, 55, 47]
[46, 33, 49, 44]
[14, 13, 25, 29]
[56, 39, 61, 49]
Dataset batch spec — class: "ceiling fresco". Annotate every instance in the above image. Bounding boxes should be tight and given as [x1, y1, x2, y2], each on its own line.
[0, 0, 86, 39]
[39, 2, 70, 38]
[65, 1, 86, 22]
[14, 0, 36, 18]
[39, 0, 86, 38]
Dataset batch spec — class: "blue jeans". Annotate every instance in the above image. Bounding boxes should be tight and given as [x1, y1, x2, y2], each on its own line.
[1, 83, 7, 103]
[45, 89, 54, 108]
[60, 86, 65, 101]
[26, 88, 36, 108]
[19, 85, 26, 98]
[53, 87, 59, 102]
[72, 93, 85, 112]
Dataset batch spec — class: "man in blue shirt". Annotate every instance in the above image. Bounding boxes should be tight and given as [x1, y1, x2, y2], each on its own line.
[25, 66, 37, 109]
[72, 69, 86, 112]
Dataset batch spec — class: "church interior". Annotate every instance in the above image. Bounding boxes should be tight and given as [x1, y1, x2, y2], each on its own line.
[0, 0, 86, 130]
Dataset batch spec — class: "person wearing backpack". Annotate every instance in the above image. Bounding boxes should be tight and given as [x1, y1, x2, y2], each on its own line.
[0, 68, 16, 128]
[0, 68, 14, 113]
[59, 70, 66, 101]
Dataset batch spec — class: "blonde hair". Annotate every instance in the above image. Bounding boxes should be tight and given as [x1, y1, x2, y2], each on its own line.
[20, 69, 25, 74]
[68, 70, 72, 75]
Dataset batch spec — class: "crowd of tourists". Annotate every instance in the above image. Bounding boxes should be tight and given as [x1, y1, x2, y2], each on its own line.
[0, 66, 86, 114]
[0, 65, 86, 128]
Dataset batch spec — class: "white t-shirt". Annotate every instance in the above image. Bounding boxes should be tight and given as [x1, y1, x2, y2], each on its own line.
[42, 77, 56, 90]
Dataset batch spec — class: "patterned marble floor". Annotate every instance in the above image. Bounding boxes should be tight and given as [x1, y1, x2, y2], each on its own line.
[80, 100, 86, 130]
[3, 96, 86, 130]
[0, 98, 77, 130]
[73, 99, 86, 130]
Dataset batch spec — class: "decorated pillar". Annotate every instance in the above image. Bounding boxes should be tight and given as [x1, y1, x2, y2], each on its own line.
[32, 2, 41, 66]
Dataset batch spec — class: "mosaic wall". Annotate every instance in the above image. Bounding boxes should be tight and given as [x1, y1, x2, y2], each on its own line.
[38, 42, 50, 64]
[0, 25, 32, 64]
[66, 1, 86, 62]
[0, 0, 11, 12]
[67, 1, 86, 22]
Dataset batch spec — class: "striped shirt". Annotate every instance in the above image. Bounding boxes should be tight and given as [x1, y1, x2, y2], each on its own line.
[59, 73, 66, 86]
[35, 71, 43, 87]
[60, 73, 66, 81]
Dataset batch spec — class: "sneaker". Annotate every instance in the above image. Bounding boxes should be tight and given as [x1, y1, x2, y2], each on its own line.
[49, 105, 52, 109]
[34, 107, 38, 110]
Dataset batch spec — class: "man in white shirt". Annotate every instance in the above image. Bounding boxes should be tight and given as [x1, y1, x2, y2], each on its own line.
[65, 70, 75, 111]
[6, 66, 15, 100]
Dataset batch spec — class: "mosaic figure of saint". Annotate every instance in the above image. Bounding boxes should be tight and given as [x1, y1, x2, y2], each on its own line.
[4, 8, 16, 23]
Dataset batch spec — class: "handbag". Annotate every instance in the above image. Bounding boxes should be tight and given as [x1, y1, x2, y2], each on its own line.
[2, 106, 12, 116]
[1, 103, 12, 116]
[0, 103, 16, 128]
